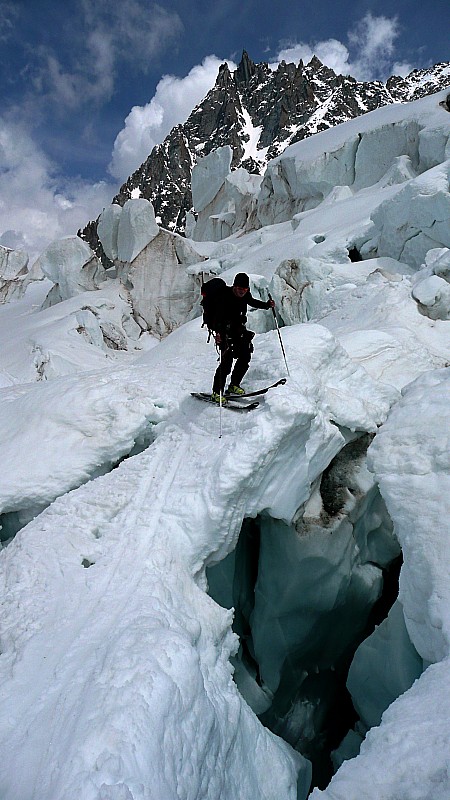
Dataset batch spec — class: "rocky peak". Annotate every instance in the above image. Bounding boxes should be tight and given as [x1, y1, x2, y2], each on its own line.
[308, 55, 323, 71]
[276, 59, 302, 77]
[79, 54, 450, 260]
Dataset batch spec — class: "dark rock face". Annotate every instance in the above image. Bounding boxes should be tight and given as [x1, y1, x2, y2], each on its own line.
[79, 53, 450, 257]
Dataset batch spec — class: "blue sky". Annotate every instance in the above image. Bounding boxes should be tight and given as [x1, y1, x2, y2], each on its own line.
[0, 0, 448, 261]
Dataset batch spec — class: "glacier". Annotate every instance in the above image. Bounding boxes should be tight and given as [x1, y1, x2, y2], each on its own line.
[0, 88, 449, 799]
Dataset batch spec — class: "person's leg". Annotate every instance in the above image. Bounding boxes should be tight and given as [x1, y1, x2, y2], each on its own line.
[212, 343, 233, 394]
[229, 337, 252, 388]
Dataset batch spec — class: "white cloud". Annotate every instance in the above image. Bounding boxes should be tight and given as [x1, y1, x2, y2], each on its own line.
[391, 61, 414, 78]
[273, 13, 406, 82]
[86, 30, 116, 102]
[109, 55, 237, 182]
[274, 39, 352, 75]
[42, 53, 90, 109]
[314, 40, 353, 75]
[0, 118, 115, 264]
[349, 13, 400, 80]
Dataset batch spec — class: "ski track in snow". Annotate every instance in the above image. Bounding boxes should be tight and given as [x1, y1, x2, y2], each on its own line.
[1, 430, 192, 794]
[0, 377, 310, 798]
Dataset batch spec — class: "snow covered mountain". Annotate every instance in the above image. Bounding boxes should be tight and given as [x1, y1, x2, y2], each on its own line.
[80, 51, 450, 253]
[0, 85, 449, 800]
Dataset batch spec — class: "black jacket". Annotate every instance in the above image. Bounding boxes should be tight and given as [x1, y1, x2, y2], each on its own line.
[214, 286, 271, 338]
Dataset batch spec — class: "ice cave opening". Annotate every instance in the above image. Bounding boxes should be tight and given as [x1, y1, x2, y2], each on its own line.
[206, 433, 423, 791]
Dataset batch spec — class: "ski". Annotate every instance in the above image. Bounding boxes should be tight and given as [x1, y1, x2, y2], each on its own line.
[226, 377, 287, 399]
[191, 393, 259, 412]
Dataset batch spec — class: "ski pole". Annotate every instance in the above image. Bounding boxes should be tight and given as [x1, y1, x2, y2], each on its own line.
[268, 293, 290, 377]
[218, 344, 223, 439]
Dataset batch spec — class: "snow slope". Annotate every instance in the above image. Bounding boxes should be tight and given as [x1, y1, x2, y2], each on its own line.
[1, 316, 394, 799]
[0, 87, 449, 799]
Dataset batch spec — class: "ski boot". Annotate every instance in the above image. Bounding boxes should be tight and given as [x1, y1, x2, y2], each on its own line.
[211, 392, 227, 405]
[226, 384, 245, 396]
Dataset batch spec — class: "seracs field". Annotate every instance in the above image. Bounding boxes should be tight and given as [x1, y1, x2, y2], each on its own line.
[0, 84, 449, 799]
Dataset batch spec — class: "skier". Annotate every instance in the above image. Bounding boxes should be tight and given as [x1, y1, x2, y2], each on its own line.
[204, 272, 275, 404]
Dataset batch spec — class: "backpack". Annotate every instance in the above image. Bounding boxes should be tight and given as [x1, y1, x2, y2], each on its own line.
[200, 277, 227, 332]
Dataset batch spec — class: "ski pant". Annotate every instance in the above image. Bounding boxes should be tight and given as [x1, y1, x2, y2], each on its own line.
[212, 331, 254, 394]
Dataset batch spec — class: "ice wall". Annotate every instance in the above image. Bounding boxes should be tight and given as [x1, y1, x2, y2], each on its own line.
[0, 244, 41, 302]
[97, 198, 207, 337]
[119, 228, 205, 336]
[35, 236, 106, 307]
[207, 433, 401, 781]
[256, 90, 450, 236]
[309, 368, 450, 799]
[191, 146, 262, 241]
[98, 198, 159, 263]
[370, 161, 450, 268]
[368, 369, 450, 663]
[346, 599, 423, 730]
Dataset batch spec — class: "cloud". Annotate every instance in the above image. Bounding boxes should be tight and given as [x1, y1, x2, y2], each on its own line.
[26, 2, 183, 116]
[81, 0, 184, 73]
[391, 61, 414, 78]
[109, 55, 237, 182]
[0, 117, 115, 264]
[85, 30, 116, 102]
[274, 40, 351, 76]
[0, 1, 19, 42]
[29, 43, 113, 113]
[348, 13, 400, 80]
[39, 51, 104, 110]
[273, 13, 406, 82]
[0, 4, 189, 263]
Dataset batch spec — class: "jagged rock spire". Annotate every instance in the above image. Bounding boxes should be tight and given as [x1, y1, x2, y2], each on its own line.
[215, 62, 233, 89]
[235, 50, 257, 84]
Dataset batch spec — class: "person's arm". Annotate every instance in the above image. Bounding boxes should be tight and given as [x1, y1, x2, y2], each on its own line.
[246, 292, 275, 310]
